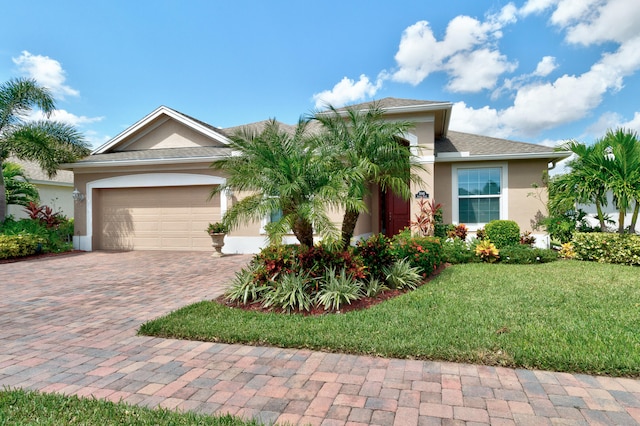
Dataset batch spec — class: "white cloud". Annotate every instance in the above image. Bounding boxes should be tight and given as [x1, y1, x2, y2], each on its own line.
[391, 5, 518, 92]
[26, 109, 104, 127]
[312, 74, 382, 109]
[519, 0, 559, 16]
[13, 51, 79, 100]
[446, 49, 517, 92]
[450, 101, 510, 137]
[534, 56, 558, 76]
[458, 1, 640, 138]
[545, 0, 640, 45]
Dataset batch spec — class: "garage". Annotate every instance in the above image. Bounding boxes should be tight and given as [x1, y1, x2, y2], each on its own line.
[94, 185, 220, 251]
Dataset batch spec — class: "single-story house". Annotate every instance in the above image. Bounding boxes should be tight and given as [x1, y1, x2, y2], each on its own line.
[63, 98, 570, 253]
[6, 158, 75, 219]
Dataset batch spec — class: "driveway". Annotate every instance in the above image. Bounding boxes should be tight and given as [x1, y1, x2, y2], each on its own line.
[1, 251, 639, 425]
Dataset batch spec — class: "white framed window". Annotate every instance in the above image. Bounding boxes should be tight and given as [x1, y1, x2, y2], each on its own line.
[451, 163, 508, 229]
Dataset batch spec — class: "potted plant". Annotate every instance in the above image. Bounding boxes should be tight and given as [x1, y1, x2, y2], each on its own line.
[206, 222, 228, 257]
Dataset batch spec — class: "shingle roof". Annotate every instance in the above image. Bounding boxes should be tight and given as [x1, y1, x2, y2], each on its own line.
[73, 147, 231, 164]
[436, 131, 559, 156]
[7, 157, 73, 183]
[335, 97, 450, 110]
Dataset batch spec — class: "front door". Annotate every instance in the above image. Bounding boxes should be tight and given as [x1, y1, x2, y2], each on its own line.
[382, 190, 410, 237]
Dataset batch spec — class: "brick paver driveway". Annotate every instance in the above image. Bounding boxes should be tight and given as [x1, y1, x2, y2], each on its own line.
[1, 251, 640, 425]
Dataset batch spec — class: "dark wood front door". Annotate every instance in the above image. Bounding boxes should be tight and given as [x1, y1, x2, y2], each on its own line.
[382, 190, 410, 237]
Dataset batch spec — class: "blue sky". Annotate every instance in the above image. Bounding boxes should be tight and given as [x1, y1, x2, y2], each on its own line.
[2, 0, 639, 153]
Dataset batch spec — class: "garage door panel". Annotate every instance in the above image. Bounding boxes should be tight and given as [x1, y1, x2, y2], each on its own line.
[96, 185, 221, 251]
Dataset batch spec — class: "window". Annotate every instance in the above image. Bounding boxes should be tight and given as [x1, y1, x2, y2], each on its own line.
[452, 165, 507, 227]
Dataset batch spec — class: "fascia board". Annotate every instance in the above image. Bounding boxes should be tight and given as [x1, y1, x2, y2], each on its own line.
[435, 151, 571, 162]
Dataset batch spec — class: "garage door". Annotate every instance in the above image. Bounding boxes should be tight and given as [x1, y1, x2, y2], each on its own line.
[95, 185, 220, 251]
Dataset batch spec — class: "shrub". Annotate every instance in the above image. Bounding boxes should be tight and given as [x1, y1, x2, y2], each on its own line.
[225, 266, 268, 304]
[362, 278, 388, 297]
[250, 244, 300, 284]
[442, 238, 477, 264]
[354, 234, 394, 280]
[475, 228, 486, 240]
[0, 217, 72, 254]
[383, 259, 422, 290]
[499, 245, 558, 264]
[519, 231, 536, 246]
[447, 224, 468, 240]
[261, 272, 314, 312]
[298, 244, 366, 281]
[315, 267, 363, 311]
[391, 235, 443, 278]
[0, 234, 43, 259]
[484, 220, 520, 248]
[475, 240, 499, 263]
[572, 232, 640, 265]
[559, 242, 576, 259]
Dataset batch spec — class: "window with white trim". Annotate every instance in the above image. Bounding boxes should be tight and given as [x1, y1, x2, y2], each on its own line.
[452, 165, 507, 227]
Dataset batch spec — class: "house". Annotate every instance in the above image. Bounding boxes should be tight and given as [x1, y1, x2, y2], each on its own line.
[6, 158, 75, 219]
[63, 98, 570, 253]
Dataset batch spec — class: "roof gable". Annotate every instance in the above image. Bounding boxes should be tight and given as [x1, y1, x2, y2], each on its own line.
[93, 106, 230, 154]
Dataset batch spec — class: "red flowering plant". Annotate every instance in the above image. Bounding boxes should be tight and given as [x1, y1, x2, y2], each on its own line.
[390, 235, 444, 278]
[354, 233, 395, 281]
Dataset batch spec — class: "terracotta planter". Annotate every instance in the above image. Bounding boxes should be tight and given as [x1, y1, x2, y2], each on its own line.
[209, 232, 226, 257]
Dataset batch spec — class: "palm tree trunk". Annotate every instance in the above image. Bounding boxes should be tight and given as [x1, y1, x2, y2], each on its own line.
[0, 160, 6, 222]
[630, 201, 639, 234]
[618, 209, 626, 234]
[595, 200, 606, 232]
[292, 217, 314, 247]
[341, 209, 360, 250]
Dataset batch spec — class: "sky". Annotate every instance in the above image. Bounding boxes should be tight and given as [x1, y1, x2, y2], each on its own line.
[2, 0, 640, 159]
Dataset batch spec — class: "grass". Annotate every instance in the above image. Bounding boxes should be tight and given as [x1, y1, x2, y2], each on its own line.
[140, 261, 640, 377]
[0, 388, 264, 425]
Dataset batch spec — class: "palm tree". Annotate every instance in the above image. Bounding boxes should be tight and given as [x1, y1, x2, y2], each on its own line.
[2, 161, 39, 208]
[210, 118, 347, 247]
[0, 78, 89, 222]
[599, 128, 640, 233]
[312, 103, 421, 249]
[558, 140, 610, 231]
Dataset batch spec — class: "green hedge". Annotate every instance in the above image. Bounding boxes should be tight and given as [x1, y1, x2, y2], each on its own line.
[484, 220, 520, 248]
[573, 232, 640, 265]
[0, 234, 43, 259]
[391, 235, 444, 277]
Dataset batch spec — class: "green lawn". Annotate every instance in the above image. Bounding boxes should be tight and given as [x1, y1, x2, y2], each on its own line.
[0, 389, 263, 426]
[139, 261, 640, 377]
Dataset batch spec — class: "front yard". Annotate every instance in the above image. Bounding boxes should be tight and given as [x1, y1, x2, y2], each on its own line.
[140, 261, 640, 377]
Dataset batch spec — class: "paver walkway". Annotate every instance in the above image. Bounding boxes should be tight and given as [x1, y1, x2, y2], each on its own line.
[1, 251, 639, 425]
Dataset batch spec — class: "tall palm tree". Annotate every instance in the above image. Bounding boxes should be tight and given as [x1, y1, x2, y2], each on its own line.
[599, 128, 640, 233]
[312, 103, 422, 249]
[0, 78, 89, 222]
[2, 161, 39, 208]
[210, 118, 347, 247]
[558, 140, 610, 231]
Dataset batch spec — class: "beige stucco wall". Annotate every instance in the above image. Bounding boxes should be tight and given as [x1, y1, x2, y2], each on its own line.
[119, 118, 225, 151]
[433, 159, 548, 232]
[7, 183, 74, 219]
[507, 159, 548, 232]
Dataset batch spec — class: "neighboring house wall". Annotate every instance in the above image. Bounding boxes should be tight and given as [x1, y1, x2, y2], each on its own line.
[6, 158, 75, 219]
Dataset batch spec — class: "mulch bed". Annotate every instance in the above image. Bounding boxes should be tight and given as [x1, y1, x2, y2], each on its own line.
[0, 250, 85, 264]
[217, 263, 449, 316]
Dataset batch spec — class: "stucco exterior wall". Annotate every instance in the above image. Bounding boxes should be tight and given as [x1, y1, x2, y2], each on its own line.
[120, 118, 224, 150]
[433, 159, 548, 233]
[507, 159, 548, 232]
[7, 183, 74, 219]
